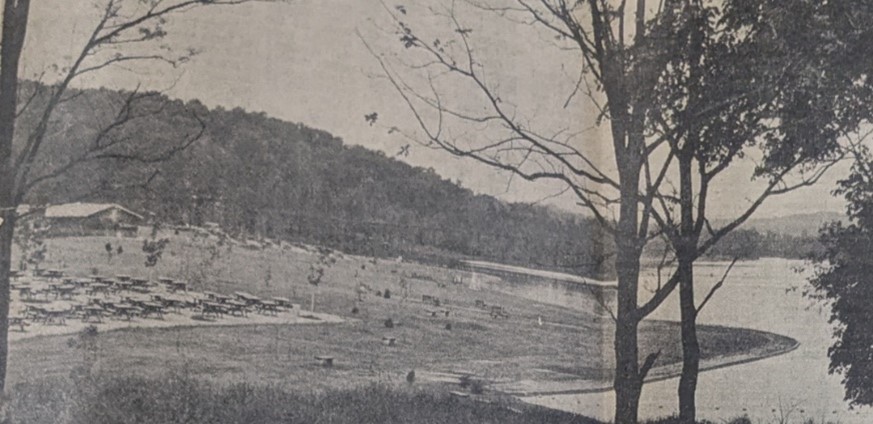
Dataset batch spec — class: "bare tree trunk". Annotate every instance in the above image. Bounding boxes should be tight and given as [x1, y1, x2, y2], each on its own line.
[0, 222, 12, 391]
[677, 151, 699, 424]
[0, 0, 31, 394]
[614, 286, 643, 424]
[677, 257, 699, 424]
[614, 142, 644, 424]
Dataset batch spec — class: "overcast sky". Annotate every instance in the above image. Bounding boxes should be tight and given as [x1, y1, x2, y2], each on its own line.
[22, 0, 851, 221]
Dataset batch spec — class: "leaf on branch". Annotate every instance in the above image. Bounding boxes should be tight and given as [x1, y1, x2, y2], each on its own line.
[400, 34, 418, 48]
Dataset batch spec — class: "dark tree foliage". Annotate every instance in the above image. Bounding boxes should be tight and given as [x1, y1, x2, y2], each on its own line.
[18, 82, 613, 278]
[811, 152, 873, 406]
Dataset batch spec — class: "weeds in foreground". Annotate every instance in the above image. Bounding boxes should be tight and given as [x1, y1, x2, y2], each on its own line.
[1, 371, 845, 424]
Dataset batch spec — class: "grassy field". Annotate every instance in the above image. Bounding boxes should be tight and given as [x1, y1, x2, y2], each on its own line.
[6, 231, 795, 404]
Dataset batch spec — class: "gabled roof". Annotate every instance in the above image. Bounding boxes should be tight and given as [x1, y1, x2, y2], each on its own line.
[44, 202, 144, 220]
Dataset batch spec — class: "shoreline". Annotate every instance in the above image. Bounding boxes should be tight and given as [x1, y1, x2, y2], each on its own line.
[507, 332, 800, 398]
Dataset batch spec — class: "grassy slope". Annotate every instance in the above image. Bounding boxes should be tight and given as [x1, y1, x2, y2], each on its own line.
[8, 232, 794, 393]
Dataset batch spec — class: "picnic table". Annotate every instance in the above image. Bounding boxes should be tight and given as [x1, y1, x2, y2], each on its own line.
[45, 269, 64, 280]
[130, 277, 150, 287]
[224, 300, 249, 317]
[272, 297, 293, 309]
[381, 336, 397, 346]
[112, 304, 142, 321]
[139, 302, 165, 319]
[50, 284, 77, 299]
[35, 306, 70, 325]
[257, 300, 279, 316]
[234, 291, 261, 306]
[169, 281, 188, 293]
[8, 316, 28, 332]
[113, 280, 133, 292]
[17, 285, 33, 299]
[87, 283, 112, 296]
[200, 302, 226, 319]
[213, 293, 233, 304]
[82, 306, 105, 323]
[164, 296, 189, 313]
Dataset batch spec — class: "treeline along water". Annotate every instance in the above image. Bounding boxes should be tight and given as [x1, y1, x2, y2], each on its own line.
[18, 82, 825, 277]
[15, 83, 613, 277]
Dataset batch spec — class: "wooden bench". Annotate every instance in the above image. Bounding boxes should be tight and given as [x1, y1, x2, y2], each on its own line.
[449, 391, 470, 398]
[474, 300, 486, 308]
[315, 355, 334, 367]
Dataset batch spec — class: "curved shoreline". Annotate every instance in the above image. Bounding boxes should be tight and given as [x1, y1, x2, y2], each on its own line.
[507, 330, 800, 397]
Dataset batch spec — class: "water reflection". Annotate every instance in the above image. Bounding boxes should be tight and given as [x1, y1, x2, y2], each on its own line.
[524, 258, 872, 423]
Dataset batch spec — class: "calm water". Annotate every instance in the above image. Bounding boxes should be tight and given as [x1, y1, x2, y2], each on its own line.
[524, 258, 873, 423]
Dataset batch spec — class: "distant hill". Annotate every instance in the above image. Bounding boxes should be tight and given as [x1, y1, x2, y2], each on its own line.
[695, 212, 846, 260]
[739, 212, 845, 237]
[15, 82, 614, 278]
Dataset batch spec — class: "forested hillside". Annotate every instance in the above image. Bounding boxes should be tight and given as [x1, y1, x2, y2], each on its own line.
[17, 82, 613, 277]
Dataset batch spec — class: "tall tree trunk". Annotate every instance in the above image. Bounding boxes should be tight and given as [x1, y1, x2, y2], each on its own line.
[677, 151, 699, 424]
[677, 257, 699, 423]
[0, 0, 32, 394]
[613, 138, 644, 424]
[614, 279, 643, 424]
[0, 221, 12, 392]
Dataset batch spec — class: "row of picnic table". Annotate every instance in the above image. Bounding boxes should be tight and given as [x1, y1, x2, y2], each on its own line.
[9, 291, 296, 329]
[11, 275, 191, 300]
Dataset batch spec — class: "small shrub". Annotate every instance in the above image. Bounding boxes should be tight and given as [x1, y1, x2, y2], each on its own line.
[458, 374, 484, 393]
[445, 323, 452, 331]
[384, 318, 394, 328]
[351, 307, 359, 314]
[383, 289, 391, 299]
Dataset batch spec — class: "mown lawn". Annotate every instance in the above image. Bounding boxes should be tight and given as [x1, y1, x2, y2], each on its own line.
[7, 233, 792, 392]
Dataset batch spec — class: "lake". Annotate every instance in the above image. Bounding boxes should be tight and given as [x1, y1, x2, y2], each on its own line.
[523, 258, 873, 423]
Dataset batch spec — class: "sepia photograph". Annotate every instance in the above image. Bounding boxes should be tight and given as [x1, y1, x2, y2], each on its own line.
[0, 1, 871, 423]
